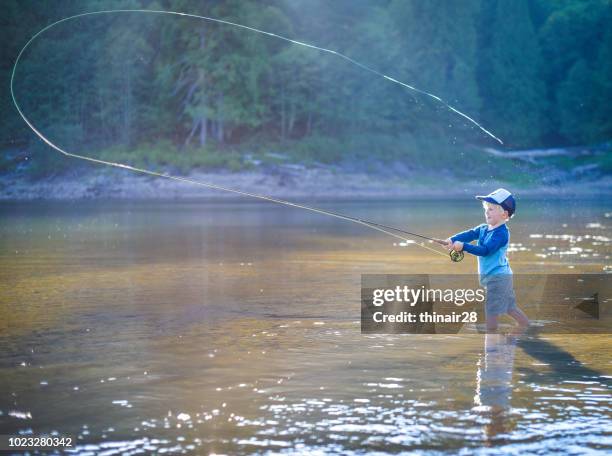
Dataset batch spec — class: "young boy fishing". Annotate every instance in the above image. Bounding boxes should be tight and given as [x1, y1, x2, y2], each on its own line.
[444, 188, 529, 332]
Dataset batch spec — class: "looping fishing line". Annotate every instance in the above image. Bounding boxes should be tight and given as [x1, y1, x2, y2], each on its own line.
[10, 9, 499, 258]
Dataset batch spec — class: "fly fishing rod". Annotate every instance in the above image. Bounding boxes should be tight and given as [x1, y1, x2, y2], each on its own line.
[272, 204, 465, 262]
[10, 72, 461, 261]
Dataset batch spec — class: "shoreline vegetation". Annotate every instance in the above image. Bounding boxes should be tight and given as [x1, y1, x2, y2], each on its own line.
[1, 142, 610, 201]
[3, 1, 610, 202]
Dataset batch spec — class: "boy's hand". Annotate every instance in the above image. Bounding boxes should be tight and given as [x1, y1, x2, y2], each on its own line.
[452, 241, 464, 252]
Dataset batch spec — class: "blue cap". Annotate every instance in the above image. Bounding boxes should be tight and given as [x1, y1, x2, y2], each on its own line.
[476, 188, 516, 217]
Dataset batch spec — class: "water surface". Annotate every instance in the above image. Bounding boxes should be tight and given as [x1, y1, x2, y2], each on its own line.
[1, 199, 610, 454]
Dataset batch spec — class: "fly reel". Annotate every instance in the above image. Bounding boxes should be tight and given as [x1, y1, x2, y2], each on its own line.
[449, 250, 464, 262]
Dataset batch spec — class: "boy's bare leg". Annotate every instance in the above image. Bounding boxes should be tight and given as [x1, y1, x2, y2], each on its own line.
[508, 307, 529, 327]
[486, 315, 499, 332]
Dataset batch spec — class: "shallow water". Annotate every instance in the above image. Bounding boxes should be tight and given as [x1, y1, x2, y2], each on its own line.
[0, 199, 610, 455]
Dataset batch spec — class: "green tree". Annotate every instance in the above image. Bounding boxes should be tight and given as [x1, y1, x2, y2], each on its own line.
[477, 0, 547, 147]
[540, 0, 611, 144]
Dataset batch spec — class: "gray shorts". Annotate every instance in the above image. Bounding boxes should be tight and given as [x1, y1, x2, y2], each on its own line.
[485, 274, 517, 316]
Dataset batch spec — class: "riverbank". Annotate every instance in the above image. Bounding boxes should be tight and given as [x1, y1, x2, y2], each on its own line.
[1, 162, 611, 201]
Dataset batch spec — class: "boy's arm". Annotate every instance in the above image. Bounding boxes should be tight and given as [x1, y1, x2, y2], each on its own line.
[462, 228, 508, 257]
[450, 225, 483, 243]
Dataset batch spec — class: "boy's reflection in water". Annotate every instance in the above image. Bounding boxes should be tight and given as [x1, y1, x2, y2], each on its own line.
[473, 329, 522, 444]
[473, 326, 609, 445]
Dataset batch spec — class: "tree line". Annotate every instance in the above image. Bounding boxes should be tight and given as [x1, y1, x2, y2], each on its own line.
[2, 0, 610, 168]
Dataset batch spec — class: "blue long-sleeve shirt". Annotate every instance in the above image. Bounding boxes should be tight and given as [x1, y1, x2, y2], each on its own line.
[451, 223, 512, 283]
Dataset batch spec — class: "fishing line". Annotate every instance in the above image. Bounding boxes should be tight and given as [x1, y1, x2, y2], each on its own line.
[10, 8, 488, 259]
[11, 9, 503, 145]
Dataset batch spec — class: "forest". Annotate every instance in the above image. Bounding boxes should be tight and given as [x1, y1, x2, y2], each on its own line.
[2, 0, 611, 176]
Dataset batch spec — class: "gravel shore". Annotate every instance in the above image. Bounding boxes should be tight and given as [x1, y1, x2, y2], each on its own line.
[1, 164, 610, 201]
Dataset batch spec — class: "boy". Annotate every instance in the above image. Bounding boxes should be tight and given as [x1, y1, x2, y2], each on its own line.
[445, 188, 529, 332]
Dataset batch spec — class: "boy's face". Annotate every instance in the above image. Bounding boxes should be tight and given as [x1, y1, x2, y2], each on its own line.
[483, 202, 508, 225]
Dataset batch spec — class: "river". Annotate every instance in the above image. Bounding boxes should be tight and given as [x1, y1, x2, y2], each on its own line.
[1, 199, 610, 454]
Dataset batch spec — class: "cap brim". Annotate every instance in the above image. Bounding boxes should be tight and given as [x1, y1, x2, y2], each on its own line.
[475, 196, 498, 204]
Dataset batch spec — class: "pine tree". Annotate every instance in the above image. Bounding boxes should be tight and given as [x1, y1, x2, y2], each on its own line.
[541, 0, 611, 144]
[477, 0, 547, 147]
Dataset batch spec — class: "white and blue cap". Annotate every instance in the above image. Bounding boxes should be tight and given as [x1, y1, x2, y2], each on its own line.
[476, 188, 516, 217]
